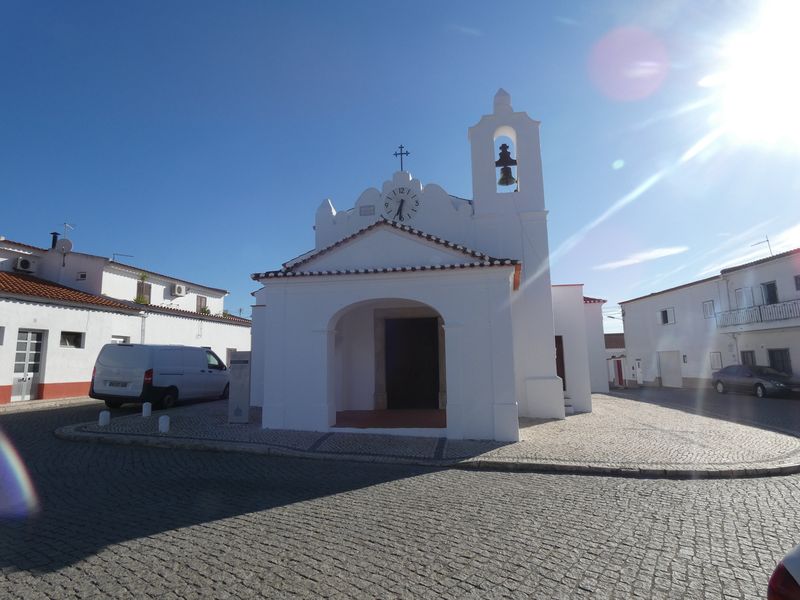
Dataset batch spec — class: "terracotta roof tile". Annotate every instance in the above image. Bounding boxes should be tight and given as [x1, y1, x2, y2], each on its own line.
[583, 296, 606, 304]
[256, 260, 519, 279]
[0, 271, 134, 311]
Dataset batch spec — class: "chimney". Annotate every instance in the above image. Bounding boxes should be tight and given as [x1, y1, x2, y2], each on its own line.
[50, 231, 60, 249]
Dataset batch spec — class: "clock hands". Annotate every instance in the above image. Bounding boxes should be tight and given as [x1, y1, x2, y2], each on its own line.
[394, 198, 406, 221]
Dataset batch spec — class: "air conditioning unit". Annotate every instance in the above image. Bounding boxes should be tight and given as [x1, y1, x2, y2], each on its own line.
[172, 284, 188, 297]
[14, 257, 37, 273]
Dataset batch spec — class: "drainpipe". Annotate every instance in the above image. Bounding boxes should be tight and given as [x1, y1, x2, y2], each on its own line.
[139, 311, 148, 343]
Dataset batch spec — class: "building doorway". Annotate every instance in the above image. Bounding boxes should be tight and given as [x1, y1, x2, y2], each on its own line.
[555, 336, 566, 391]
[385, 317, 439, 410]
[11, 330, 44, 402]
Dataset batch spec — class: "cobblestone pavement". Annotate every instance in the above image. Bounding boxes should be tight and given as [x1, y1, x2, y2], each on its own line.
[2, 404, 800, 598]
[60, 394, 800, 475]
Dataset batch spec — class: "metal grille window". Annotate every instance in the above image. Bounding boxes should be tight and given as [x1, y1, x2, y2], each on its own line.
[741, 350, 756, 366]
[768, 348, 792, 375]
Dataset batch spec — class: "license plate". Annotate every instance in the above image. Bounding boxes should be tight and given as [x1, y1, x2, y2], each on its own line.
[108, 381, 128, 388]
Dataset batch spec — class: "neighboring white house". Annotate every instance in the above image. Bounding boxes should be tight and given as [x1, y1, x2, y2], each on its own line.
[620, 247, 800, 389]
[250, 90, 604, 441]
[0, 236, 250, 404]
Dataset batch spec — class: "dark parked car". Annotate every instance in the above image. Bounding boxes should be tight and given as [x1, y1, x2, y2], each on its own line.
[769, 543, 800, 599]
[712, 365, 800, 398]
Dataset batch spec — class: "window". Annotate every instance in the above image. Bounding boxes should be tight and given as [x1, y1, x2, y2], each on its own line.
[741, 350, 756, 366]
[196, 295, 208, 313]
[110, 335, 130, 344]
[795, 275, 800, 291]
[76, 272, 87, 281]
[735, 287, 753, 308]
[709, 352, 722, 370]
[60, 331, 84, 348]
[761, 281, 778, 305]
[205, 350, 225, 370]
[658, 307, 675, 325]
[0, 326, 4, 346]
[768, 348, 792, 375]
[136, 280, 151, 304]
[702, 300, 715, 319]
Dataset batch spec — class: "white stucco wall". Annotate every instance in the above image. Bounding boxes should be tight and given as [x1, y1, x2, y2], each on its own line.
[583, 301, 609, 394]
[101, 265, 226, 314]
[0, 298, 250, 402]
[255, 268, 519, 442]
[551, 285, 592, 413]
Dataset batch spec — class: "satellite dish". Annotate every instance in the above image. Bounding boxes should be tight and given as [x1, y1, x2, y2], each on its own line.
[55, 238, 73, 254]
[56, 238, 73, 253]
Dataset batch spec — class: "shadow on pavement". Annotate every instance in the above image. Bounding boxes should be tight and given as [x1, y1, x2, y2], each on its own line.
[607, 387, 800, 436]
[0, 403, 437, 574]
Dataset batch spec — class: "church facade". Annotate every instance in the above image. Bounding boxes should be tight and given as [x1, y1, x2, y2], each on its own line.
[250, 90, 600, 441]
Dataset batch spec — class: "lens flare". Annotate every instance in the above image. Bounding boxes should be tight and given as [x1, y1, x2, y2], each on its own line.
[704, 0, 800, 150]
[588, 27, 669, 102]
[0, 430, 40, 519]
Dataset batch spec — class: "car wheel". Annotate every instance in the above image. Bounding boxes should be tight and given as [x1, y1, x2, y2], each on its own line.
[159, 388, 178, 409]
[220, 383, 230, 400]
[715, 380, 726, 394]
[755, 384, 766, 398]
[104, 400, 123, 409]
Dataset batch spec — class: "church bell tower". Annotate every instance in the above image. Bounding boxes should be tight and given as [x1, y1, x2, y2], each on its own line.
[468, 88, 546, 216]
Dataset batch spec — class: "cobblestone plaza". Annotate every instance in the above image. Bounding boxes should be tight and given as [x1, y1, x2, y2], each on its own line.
[2, 395, 799, 598]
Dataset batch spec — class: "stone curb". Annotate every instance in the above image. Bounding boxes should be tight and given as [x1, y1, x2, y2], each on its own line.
[54, 423, 800, 480]
[0, 397, 102, 414]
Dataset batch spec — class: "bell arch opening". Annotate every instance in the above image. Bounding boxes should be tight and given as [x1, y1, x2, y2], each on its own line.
[494, 126, 518, 193]
[328, 298, 447, 430]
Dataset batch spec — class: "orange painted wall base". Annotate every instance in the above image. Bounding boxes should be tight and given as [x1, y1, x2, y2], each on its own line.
[38, 381, 91, 400]
[0, 386, 10, 404]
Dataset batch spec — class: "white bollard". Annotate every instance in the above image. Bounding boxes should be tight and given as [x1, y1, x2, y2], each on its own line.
[98, 411, 111, 427]
[142, 402, 152, 417]
[158, 415, 170, 433]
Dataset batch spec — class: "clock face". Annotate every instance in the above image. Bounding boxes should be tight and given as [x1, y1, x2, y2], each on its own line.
[382, 187, 420, 222]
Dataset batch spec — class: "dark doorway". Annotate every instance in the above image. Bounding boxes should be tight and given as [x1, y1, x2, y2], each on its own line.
[555, 336, 566, 391]
[768, 348, 792, 375]
[385, 318, 439, 409]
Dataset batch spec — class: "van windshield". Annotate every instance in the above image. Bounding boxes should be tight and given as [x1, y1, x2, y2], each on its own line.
[97, 345, 149, 367]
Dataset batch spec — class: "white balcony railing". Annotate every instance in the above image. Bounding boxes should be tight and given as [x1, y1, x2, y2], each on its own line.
[717, 298, 800, 328]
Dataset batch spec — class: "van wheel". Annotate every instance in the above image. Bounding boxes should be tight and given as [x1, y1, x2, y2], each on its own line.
[220, 384, 230, 400]
[159, 388, 178, 409]
[105, 400, 123, 409]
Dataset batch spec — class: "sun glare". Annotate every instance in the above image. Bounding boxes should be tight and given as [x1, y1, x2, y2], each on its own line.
[703, 0, 800, 150]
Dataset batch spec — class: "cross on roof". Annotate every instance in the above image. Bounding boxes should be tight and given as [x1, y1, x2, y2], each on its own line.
[393, 145, 410, 171]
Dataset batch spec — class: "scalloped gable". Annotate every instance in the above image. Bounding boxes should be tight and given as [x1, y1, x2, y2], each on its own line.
[299, 224, 484, 273]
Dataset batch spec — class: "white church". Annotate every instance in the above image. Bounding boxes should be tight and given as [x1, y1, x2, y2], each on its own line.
[250, 90, 606, 442]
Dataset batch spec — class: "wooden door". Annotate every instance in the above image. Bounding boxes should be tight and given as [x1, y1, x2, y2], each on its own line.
[385, 318, 439, 410]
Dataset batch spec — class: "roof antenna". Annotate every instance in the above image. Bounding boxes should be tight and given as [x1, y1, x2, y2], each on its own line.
[750, 235, 773, 257]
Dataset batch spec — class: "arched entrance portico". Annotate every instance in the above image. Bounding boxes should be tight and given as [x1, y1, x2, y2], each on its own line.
[329, 298, 447, 430]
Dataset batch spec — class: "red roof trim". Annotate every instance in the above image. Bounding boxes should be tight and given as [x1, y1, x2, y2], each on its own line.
[256, 260, 519, 279]
[267, 218, 502, 278]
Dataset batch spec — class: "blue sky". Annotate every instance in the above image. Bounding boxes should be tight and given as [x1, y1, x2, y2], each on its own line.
[2, 1, 799, 329]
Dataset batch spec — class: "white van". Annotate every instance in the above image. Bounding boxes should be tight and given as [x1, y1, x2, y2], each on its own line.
[90, 344, 229, 409]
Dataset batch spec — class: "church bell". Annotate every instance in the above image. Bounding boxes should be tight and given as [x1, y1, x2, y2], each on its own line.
[495, 143, 517, 186]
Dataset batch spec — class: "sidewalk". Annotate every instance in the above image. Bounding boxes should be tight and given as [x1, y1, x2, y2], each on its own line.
[54, 394, 800, 479]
